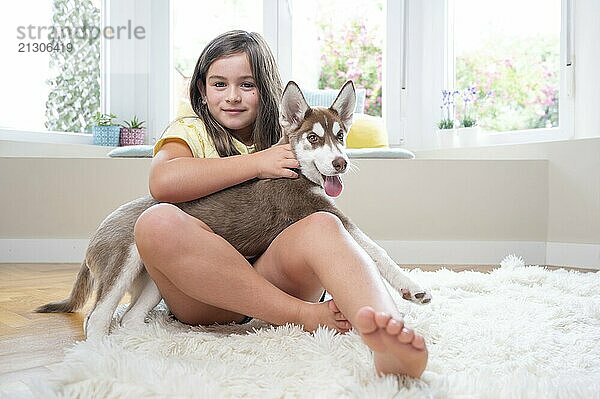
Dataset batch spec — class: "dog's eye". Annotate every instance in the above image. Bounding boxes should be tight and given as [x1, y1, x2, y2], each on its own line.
[307, 134, 319, 143]
[336, 132, 344, 142]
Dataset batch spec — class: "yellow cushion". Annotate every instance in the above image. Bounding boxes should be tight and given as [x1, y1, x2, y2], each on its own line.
[346, 114, 389, 149]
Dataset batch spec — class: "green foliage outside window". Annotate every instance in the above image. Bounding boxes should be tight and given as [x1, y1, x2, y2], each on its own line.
[319, 18, 558, 131]
[456, 35, 559, 132]
[318, 19, 382, 116]
[45, 0, 100, 133]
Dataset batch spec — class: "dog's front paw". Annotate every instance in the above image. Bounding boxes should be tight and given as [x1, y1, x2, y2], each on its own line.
[401, 288, 432, 304]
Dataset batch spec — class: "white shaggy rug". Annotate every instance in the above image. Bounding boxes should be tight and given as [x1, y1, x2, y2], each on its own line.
[34, 256, 600, 398]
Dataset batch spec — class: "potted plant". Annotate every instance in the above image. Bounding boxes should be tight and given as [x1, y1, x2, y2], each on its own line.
[120, 116, 146, 146]
[457, 86, 482, 147]
[92, 112, 120, 146]
[436, 89, 458, 148]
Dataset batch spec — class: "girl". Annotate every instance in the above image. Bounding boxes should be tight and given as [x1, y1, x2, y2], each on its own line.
[134, 30, 428, 378]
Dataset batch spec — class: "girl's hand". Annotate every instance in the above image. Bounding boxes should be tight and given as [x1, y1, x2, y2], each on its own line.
[251, 144, 300, 179]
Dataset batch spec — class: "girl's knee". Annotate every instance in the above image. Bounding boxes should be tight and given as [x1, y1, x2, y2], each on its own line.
[299, 212, 345, 234]
[282, 213, 347, 254]
[135, 203, 180, 235]
[134, 203, 186, 251]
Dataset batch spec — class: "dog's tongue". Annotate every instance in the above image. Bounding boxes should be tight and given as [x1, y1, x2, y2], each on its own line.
[323, 175, 343, 197]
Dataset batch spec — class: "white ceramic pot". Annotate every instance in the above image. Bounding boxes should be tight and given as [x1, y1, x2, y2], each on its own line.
[457, 126, 481, 147]
[436, 128, 457, 148]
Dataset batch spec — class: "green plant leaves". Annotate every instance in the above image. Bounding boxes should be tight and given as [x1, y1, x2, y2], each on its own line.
[44, 0, 100, 133]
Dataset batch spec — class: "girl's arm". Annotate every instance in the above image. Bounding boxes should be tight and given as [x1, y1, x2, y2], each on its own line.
[149, 140, 299, 203]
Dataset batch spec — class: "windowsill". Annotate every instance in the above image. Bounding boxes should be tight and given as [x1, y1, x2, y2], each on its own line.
[0, 128, 95, 145]
[414, 136, 600, 160]
[0, 128, 115, 158]
[475, 127, 571, 147]
[3, 127, 596, 160]
[420, 127, 574, 152]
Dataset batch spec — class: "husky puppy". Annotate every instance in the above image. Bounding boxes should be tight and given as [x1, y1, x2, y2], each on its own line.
[36, 81, 430, 339]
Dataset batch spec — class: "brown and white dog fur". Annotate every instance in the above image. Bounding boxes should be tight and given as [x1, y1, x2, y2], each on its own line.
[36, 81, 430, 339]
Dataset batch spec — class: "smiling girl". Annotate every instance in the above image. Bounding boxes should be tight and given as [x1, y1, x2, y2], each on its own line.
[134, 30, 428, 379]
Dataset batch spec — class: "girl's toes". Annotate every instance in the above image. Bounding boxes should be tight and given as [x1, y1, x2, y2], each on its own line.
[328, 299, 340, 313]
[336, 320, 351, 330]
[412, 334, 426, 350]
[385, 318, 404, 335]
[334, 312, 347, 321]
[374, 312, 391, 329]
[397, 327, 415, 344]
[354, 306, 377, 334]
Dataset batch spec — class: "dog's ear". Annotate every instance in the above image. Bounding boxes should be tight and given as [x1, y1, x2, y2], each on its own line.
[330, 81, 356, 128]
[280, 81, 310, 129]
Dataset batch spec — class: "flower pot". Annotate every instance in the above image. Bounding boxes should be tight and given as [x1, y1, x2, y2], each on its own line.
[436, 128, 457, 148]
[119, 127, 146, 146]
[457, 126, 481, 147]
[92, 125, 121, 146]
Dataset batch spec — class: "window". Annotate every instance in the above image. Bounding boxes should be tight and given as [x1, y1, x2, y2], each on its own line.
[172, 0, 263, 119]
[0, 0, 101, 133]
[3, 0, 576, 150]
[289, 0, 384, 116]
[169, 0, 383, 143]
[450, 0, 561, 133]
[403, 0, 572, 149]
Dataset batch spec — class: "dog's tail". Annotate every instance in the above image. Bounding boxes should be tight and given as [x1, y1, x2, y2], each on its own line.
[35, 260, 93, 313]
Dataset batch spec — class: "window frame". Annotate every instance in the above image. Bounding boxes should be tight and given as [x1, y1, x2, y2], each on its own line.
[407, 0, 574, 150]
[0, 0, 577, 150]
[105, 0, 172, 144]
[0, 0, 172, 146]
[265, 0, 573, 150]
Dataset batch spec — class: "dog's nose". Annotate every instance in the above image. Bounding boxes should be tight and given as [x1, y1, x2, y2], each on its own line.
[332, 157, 347, 173]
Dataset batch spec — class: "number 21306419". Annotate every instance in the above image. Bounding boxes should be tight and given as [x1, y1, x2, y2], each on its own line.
[18, 42, 73, 53]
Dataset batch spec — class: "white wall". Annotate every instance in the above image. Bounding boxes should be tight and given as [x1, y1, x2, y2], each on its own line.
[573, 0, 600, 139]
[415, 138, 600, 267]
[1, 138, 598, 268]
[415, 138, 600, 245]
[2, 0, 599, 267]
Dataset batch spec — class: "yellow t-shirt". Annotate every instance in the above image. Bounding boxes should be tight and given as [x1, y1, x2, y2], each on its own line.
[153, 117, 256, 158]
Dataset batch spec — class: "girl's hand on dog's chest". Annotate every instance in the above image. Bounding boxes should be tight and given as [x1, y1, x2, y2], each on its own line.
[251, 144, 299, 179]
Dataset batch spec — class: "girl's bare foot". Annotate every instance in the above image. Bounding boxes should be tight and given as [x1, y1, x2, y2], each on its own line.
[297, 299, 351, 333]
[354, 306, 428, 378]
[328, 298, 352, 327]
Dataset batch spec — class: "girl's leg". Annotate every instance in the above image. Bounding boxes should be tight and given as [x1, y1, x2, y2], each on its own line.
[252, 211, 428, 378]
[134, 204, 346, 331]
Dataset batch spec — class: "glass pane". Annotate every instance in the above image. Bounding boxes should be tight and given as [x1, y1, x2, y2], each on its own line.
[172, 0, 263, 118]
[0, 0, 101, 133]
[290, 0, 383, 116]
[453, 0, 560, 132]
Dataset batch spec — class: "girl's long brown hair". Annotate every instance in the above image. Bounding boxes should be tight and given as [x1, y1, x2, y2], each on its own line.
[189, 30, 282, 157]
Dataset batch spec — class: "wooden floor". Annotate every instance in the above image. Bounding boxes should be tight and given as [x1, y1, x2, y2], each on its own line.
[0, 264, 90, 397]
[0, 262, 590, 397]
